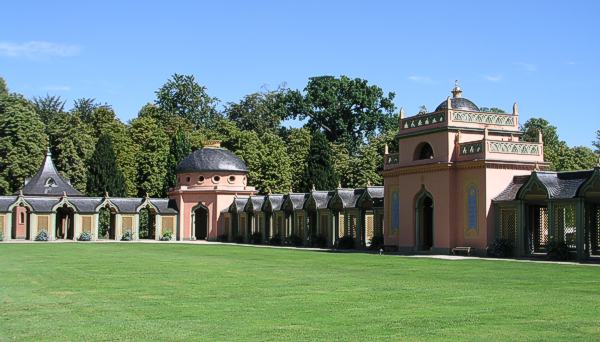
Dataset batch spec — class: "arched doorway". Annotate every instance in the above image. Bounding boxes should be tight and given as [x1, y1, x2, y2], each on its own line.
[194, 205, 208, 240]
[98, 206, 117, 240]
[55, 205, 75, 240]
[139, 206, 157, 239]
[416, 192, 434, 251]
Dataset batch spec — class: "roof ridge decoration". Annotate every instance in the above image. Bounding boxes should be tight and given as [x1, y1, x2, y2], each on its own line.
[517, 172, 550, 200]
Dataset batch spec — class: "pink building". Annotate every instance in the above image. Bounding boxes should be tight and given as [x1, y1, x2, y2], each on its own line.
[382, 84, 545, 255]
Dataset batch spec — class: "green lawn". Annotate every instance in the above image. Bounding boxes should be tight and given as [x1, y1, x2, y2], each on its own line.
[1, 243, 599, 341]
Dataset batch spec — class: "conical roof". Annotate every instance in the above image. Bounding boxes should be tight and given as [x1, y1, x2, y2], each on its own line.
[19, 149, 82, 196]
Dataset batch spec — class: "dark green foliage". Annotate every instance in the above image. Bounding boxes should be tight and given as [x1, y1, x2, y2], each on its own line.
[160, 231, 173, 241]
[338, 235, 355, 249]
[155, 74, 220, 129]
[369, 235, 384, 249]
[286, 128, 311, 191]
[0, 94, 47, 194]
[310, 234, 327, 248]
[268, 234, 282, 246]
[130, 116, 169, 197]
[250, 232, 262, 244]
[138, 208, 150, 239]
[77, 232, 92, 241]
[32, 95, 66, 126]
[488, 238, 513, 258]
[285, 75, 396, 154]
[547, 239, 570, 261]
[225, 88, 289, 135]
[0, 77, 7, 96]
[301, 131, 338, 191]
[166, 129, 191, 191]
[98, 208, 111, 239]
[72, 98, 99, 124]
[35, 230, 48, 241]
[121, 231, 133, 241]
[479, 107, 506, 113]
[284, 234, 303, 247]
[86, 134, 126, 196]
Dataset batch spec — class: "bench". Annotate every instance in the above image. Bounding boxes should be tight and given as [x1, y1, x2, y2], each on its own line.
[452, 246, 473, 256]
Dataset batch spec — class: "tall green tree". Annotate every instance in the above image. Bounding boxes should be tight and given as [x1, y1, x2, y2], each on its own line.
[130, 116, 170, 197]
[166, 129, 192, 192]
[86, 134, 126, 197]
[155, 74, 220, 129]
[32, 95, 66, 126]
[593, 130, 600, 155]
[286, 128, 312, 192]
[301, 131, 338, 191]
[0, 94, 47, 194]
[0, 77, 7, 96]
[254, 132, 292, 194]
[47, 112, 95, 192]
[347, 141, 383, 187]
[72, 98, 99, 124]
[521, 118, 563, 170]
[225, 88, 288, 135]
[285, 76, 396, 153]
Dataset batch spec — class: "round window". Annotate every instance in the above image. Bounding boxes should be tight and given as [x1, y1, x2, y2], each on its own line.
[198, 175, 205, 183]
[228, 176, 236, 183]
[185, 176, 191, 183]
[212, 175, 221, 183]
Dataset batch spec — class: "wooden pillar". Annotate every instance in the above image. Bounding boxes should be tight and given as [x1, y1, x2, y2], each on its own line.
[516, 200, 526, 257]
[576, 198, 586, 261]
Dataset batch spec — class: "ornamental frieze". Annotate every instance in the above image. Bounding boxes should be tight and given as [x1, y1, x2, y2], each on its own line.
[459, 141, 484, 155]
[488, 141, 540, 155]
[402, 112, 445, 129]
[452, 111, 514, 126]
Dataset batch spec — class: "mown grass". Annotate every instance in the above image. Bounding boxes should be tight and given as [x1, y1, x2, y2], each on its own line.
[0, 243, 599, 341]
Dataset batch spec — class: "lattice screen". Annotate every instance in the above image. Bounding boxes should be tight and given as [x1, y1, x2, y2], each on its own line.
[592, 206, 600, 255]
[365, 213, 374, 243]
[534, 207, 549, 253]
[122, 216, 133, 230]
[348, 214, 357, 238]
[224, 216, 230, 235]
[240, 216, 247, 236]
[338, 214, 345, 238]
[37, 215, 49, 231]
[553, 203, 576, 249]
[296, 213, 304, 237]
[499, 208, 516, 245]
[81, 216, 92, 233]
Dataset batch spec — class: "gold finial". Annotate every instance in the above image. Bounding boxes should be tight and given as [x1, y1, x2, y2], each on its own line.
[451, 80, 462, 98]
[203, 140, 221, 148]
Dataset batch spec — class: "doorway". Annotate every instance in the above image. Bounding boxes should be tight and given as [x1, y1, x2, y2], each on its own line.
[194, 205, 208, 240]
[55, 205, 75, 239]
[416, 194, 434, 251]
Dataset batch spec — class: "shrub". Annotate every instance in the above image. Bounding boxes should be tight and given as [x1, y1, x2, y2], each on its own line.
[284, 234, 303, 247]
[121, 230, 133, 241]
[217, 234, 229, 242]
[338, 235, 355, 249]
[160, 231, 173, 241]
[269, 234, 282, 246]
[369, 235, 384, 250]
[310, 234, 327, 248]
[547, 238, 570, 261]
[35, 230, 48, 241]
[250, 232, 262, 244]
[78, 232, 92, 241]
[487, 238, 513, 258]
[233, 235, 245, 243]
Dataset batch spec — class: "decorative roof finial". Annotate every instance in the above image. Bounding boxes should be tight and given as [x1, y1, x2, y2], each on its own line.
[46, 147, 52, 156]
[538, 129, 543, 143]
[19, 189, 23, 197]
[311, 184, 316, 191]
[446, 96, 452, 109]
[145, 192, 150, 200]
[512, 102, 519, 116]
[367, 180, 371, 187]
[451, 80, 462, 98]
[534, 163, 540, 171]
[399, 107, 405, 120]
[338, 181, 342, 189]
[267, 187, 272, 195]
[62, 191, 67, 197]
[384, 143, 389, 155]
[104, 191, 109, 198]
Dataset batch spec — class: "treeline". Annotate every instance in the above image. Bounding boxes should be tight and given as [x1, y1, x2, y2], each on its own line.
[0, 74, 597, 197]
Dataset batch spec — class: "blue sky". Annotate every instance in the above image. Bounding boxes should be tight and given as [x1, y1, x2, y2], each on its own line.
[1, 1, 599, 147]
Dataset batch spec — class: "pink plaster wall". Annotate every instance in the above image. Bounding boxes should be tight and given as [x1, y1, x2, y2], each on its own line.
[13, 206, 28, 239]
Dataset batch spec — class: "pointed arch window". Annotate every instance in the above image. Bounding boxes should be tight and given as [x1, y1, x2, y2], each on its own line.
[415, 143, 434, 160]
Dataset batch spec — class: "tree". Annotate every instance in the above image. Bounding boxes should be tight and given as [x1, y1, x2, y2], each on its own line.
[346, 141, 383, 187]
[86, 134, 126, 197]
[71, 98, 99, 124]
[130, 116, 170, 197]
[225, 88, 288, 136]
[479, 107, 506, 113]
[47, 112, 95, 192]
[593, 130, 600, 154]
[165, 129, 192, 192]
[521, 118, 563, 170]
[0, 77, 7, 96]
[301, 131, 338, 191]
[286, 128, 312, 192]
[553, 145, 598, 171]
[285, 75, 396, 153]
[0, 94, 47, 194]
[32, 94, 65, 126]
[253, 132, 292, 194]
[155, 74, 220, 129]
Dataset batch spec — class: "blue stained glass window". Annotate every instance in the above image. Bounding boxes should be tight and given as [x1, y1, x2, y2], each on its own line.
[467, 186, 477, 230]
[391, 191, 399, 231]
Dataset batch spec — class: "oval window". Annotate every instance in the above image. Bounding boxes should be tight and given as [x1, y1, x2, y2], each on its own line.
[186, 176, 191, 183]
[228, 176, 236, 183]
[213, 176, 221, 183]
[198, 175, 205, 183]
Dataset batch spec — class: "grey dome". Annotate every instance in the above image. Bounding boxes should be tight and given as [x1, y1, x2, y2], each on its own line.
[176, 147, 248, 173]
[435, 97, 479, 112]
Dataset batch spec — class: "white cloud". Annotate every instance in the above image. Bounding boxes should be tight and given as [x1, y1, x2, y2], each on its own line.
[514, 62, 537, 72]
[42, 85, 71, 91]
[0, 41, 80, 59]
[407, 75, 436, 84]
[483, 74, 503, 82]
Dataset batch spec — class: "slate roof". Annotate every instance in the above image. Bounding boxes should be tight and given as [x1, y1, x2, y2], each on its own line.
[287, 193, 307, 210]
[335, 188, 364, 208]
[0, 196, 17, 212]
[149, 198, 178, 215]
[309, 191, 334, 209]
[246, 196, 265, 212]
[493, 175, 530, 201]
[109, 197, 144, 213]
[230, 197, 249, 213]
[265, 194, 284, 211]
[22, 196, 60, 212]
[20, 150, 83, 197]
[176, 147, 248, 173]
[435, 97, 479, 112]
[69, 197, 103, 213]
[494, 170, 594, 201]
[365, 186, 384, 200]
